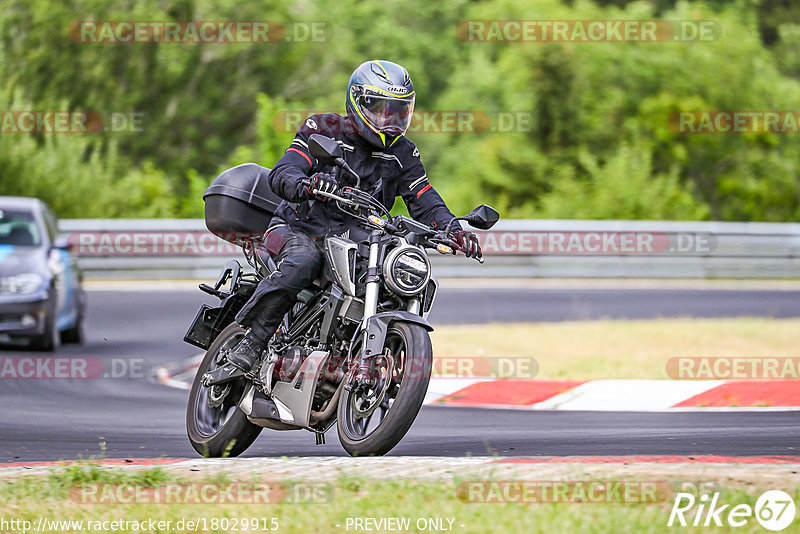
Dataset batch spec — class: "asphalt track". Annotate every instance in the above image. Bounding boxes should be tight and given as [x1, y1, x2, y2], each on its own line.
[1, 287, 799, 462]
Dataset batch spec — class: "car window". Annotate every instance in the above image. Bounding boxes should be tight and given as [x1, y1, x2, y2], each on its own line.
[42, 205, 59, 242]
[0, 209, 42, 247]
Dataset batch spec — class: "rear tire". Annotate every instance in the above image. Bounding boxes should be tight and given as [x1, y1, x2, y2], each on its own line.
[187, 323, 262, 457]
[337, 322, 432, 457]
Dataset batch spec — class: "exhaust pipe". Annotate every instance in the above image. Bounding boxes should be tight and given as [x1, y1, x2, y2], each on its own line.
[310, 379, 345, 424]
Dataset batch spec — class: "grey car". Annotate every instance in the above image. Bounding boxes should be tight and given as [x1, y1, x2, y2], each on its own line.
[0, 197, 86, 350]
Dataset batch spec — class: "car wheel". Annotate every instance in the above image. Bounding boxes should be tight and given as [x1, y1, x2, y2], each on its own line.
[60, 315, 84, 344]
[61, 289, 86, 344]
[30, 311, 60, 352]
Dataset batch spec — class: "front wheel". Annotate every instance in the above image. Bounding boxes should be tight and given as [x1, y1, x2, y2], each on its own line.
[29, 308, 60, 352]
[61, 290, 86, 344]
[60, 313, 84, 344]
[337, 322, 432, 457]
[186, 322, 262, 457]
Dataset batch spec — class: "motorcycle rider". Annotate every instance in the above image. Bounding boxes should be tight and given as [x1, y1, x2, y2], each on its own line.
[227, 60, 482, 372]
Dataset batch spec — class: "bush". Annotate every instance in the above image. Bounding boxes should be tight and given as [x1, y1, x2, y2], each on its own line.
[2, 0, 800, 221]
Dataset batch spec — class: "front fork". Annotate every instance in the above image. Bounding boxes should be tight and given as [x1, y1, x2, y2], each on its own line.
[356, 231, 424, 384]
[358, 231, 383, 382]
[362, 231, 382, 327]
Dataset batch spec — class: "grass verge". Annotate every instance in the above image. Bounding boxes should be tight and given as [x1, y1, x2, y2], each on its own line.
[1, 465, 796, 533]
[430, 318, 800, 380]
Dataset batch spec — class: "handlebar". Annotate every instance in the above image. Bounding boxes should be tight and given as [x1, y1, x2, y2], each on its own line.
[427, 233, 484, 263]
[301, 179, 359, 206]
[310, 188, 353, 204]
[299, 179, 484, 263]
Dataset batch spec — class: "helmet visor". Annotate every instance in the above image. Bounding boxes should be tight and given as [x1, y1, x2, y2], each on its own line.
[355, 89, 415, 136]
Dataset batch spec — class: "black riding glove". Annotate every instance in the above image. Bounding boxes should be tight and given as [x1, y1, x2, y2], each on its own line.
[453, 230, 482, 259]
[305, 173, 338, 201]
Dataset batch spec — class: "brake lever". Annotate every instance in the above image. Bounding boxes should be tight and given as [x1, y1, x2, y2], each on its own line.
[310, 188, 354, 204]
[436, 232, 485, 263]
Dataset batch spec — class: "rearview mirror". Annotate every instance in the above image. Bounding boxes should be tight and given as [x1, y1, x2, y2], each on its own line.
[52, 234, 73, 251]
[308, 134, 342, 163]
[463, 205, 500, 230]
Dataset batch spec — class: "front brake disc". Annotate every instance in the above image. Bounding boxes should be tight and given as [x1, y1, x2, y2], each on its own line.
[352, 354, 393, 419]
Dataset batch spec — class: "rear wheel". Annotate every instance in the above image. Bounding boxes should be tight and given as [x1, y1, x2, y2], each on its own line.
[337, 322, 432, 457]
[187, 323, 262, 457]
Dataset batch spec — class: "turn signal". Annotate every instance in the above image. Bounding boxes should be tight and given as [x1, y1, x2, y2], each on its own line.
[367, 215, 386, 227]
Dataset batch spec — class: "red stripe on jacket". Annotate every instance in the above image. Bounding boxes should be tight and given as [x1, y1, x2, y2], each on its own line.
[286, 147, 313, 167]
[416, 184, 432, 199]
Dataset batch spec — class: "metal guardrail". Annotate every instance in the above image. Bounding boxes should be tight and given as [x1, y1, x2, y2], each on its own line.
[58, 219, 800, 279]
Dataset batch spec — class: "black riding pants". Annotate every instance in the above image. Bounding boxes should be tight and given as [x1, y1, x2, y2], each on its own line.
[235, 221, 324, 343]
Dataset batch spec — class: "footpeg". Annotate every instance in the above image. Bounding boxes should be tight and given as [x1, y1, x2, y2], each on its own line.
[201, 364, 245, 387]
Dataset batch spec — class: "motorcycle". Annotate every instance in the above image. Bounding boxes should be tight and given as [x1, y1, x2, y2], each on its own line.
[183, 134, 499, 457]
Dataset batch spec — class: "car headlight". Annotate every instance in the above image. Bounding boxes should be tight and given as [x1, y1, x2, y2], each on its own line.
[0, 273, 45, 295]
[382, 246, 431, 297]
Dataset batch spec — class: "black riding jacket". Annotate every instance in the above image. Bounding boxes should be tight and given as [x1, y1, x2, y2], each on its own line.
[268, 113, 460, 239]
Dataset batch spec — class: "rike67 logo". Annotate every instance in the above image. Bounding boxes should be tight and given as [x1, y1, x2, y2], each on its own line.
[668, 489, 796, 531]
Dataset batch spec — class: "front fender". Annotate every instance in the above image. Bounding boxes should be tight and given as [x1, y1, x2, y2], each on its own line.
[358, 311, 433, 361]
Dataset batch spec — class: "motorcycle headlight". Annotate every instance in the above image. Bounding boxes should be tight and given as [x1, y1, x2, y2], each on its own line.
[382, 246, 431, 297]
[0, 272, 45, 295]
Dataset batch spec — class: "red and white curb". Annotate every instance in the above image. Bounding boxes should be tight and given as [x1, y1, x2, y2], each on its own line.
[156, 356, 800, 411]
[155, 354, 204, 391]
[427, 378, 800, 411]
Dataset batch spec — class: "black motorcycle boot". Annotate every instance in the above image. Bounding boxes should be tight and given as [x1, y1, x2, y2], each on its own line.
[226, 330, 266, 372]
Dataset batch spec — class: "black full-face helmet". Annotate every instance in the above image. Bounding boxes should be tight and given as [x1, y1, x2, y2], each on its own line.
[346, 60, 415, 148]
